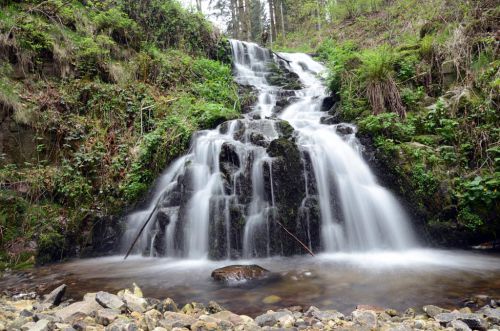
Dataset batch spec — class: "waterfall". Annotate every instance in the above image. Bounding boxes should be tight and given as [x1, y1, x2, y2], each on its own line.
[121, 40, 417, 259]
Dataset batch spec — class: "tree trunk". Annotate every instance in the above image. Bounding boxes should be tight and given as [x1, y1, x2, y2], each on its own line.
[274, 0, 282, 40]
[268, 0, 276, 43]
[238, 0, 246, 39]
[244, 0, 252, 40]
[280, 0, 286, 38]
[230, 0, 238, 38]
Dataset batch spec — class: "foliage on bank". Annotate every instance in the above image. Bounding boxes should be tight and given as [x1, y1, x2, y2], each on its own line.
[0, 0, 240, 268]
[314, 0, 499, 245]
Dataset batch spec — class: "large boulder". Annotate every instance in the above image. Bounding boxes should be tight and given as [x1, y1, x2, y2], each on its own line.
[211, 265, 270, 282]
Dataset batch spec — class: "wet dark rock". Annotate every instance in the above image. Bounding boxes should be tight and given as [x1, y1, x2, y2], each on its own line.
[211, 264, 270, 282]
[42, 284, 67, 307]
[249, 132, 269, 147]
[320, 95, 340, 112]
[275, 120, 294, 139]
[335, 124, 354, 136]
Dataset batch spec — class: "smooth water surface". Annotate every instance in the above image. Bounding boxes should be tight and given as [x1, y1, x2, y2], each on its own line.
[2, 250, 499, 316]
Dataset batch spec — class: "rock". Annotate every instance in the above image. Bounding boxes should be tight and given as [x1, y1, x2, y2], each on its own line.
[211, 265, 270, 282]
[143, 309, 162, 330]
[161, 312, 196, 329]
[162, 298, 179, 312]
[414, 320, 426, 329]
[105, 319, 139, 331]
[55, 300, 102, 323]
[211, 311, 244, 325]
[262, 295, 282, 304]
[42, 284, 67, 307]
[472, 295, 491, 308]
[478, 307, 500, 324]
[352, 309, 377, 329]
[96, 292, 126, 312]
[335, 124, 354, 136]
[423, 305, 450, 318]
[457, 313, 488, 330]
[54, 323, 75, 331]
[28, 319, 53, 331]
[33, 313, 62, 323]
[449, 319, 472, 331]
[120, 292, 147, 313]
[132, 284, 143, 298]
[255, 311, 292, 327]
[435, 312, 460, 325]
[21, 321, 37, 330]
[305, 306, 344, 322]
[385, 309, 399, 317]
[20, 309, 34, 317]
[207, 301, 225, 314]
[95, 309, 120, 326]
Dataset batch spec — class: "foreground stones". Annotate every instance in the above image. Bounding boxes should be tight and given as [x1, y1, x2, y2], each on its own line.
[0, 285, 499, 331]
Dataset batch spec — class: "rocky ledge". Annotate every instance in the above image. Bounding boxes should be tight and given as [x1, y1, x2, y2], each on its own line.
[1, 285, 499, 331]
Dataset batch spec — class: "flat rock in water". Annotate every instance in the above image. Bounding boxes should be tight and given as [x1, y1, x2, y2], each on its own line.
[211, 264, 270, 282]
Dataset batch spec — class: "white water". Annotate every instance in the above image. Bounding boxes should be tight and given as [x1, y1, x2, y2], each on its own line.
[122, 40, 417, 259]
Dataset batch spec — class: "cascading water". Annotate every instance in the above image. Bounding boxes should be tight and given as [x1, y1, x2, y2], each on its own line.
[121, 40, 417, 259]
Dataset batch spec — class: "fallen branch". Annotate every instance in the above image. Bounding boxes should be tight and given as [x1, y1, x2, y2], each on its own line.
[124, 203, 159, 260]
[272, 51, 291, 64]
[275, 220, 315, 257]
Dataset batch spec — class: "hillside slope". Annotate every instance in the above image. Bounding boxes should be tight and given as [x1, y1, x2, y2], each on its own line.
[308, 0, 499, 246]
[0, 0, 243, 268]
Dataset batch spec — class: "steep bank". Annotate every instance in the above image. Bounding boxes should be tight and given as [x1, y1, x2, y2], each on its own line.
[0, 0, 243, 268]
[287, 0, 499, 247]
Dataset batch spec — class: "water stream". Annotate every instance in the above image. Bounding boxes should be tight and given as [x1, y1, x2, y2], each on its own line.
[2, 40, 499, 314]
[122, 40, 417, 259]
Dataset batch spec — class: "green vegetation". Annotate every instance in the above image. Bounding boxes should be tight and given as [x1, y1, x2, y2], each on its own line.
[0, 0, 240, 268]
[313, 0, 499, 245]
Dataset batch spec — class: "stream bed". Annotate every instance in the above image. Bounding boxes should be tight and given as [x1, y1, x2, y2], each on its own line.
[2, 249, 499, 316]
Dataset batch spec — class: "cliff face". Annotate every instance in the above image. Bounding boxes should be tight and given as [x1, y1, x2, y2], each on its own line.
[0, 0, 240, 268]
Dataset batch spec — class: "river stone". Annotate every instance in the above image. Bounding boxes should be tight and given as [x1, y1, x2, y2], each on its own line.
[161, 312, 197, 329]
[120, 292, 147, 313]
[95, 309, 119, 326]
[435, 312, 460, 325]
[456, 313, 488, 330]
[144, 309, 162, 330]
[55, 300, 102, 323]
[255, 311, 293, 327]
[262, 295, 282, 304]
[207, 301, 225, 314]
[211, 311, 244, 325]
[96, 292, 126, 312]
[211, 265, 270, 282]
[423, 304, 450, 317]
[105, 319, 139, 331]
[305, 306, 344, 322]
[449, 319, 472, 331]
[478, 306, 500, 324]
[42, 284, 67, 307]
[162, 298, 179, 313]
[352, 309, 377, 329]
[27, 319, 53, 331]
